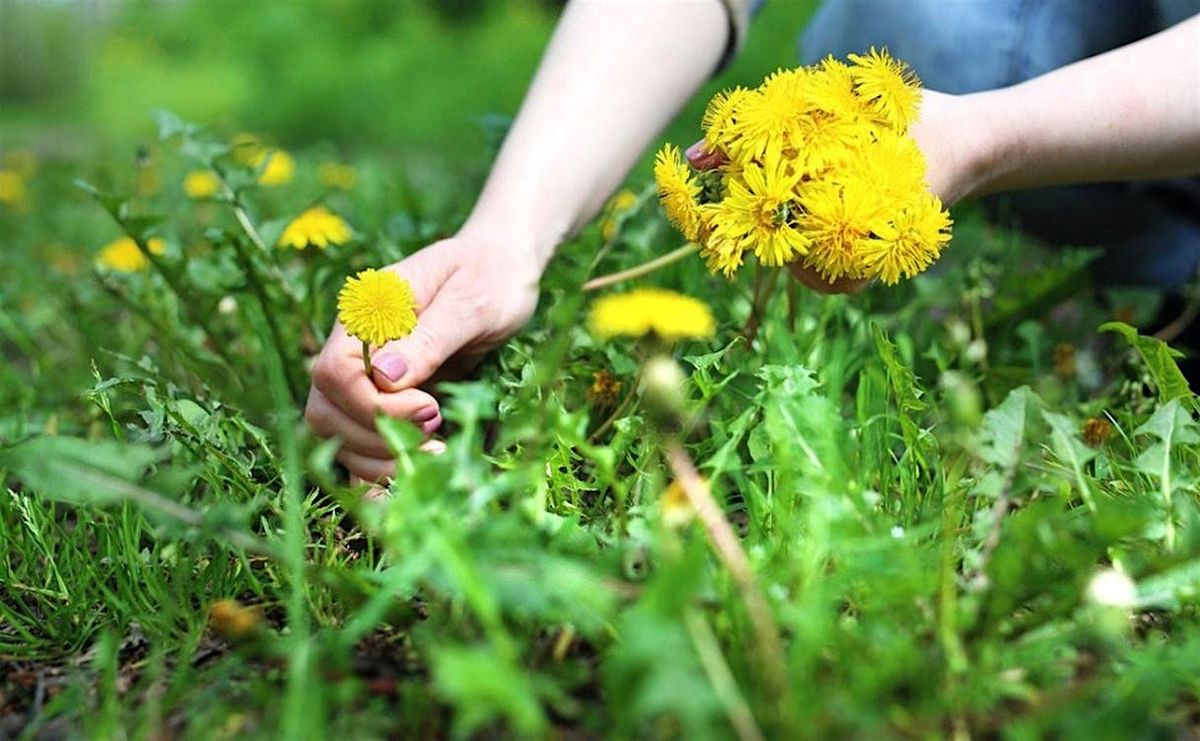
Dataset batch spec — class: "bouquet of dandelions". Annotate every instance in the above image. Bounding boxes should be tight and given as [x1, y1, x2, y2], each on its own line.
[654, 48, 951, 287]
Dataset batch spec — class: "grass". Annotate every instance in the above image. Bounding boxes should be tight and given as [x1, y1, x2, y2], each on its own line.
[2, 1, 1200, 739]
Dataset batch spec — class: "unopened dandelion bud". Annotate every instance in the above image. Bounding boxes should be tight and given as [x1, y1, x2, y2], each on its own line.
[1087, 569, 1137, 610]
[642, 355, 686, 416]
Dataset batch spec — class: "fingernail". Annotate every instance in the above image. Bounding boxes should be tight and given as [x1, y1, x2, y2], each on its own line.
[372, 353, 407, 383]
[413, 406, 439, 423]
[420, 414, 442, 436]
[685, 141, 707, 161]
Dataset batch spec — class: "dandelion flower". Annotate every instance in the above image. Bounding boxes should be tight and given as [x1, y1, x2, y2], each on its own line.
[338, 268, 418, 351]
[705, 151, 809, 272]
[805, 56, 866, 119]
[727, 68, 808, 161]
[279, 206, 353, 249]
[857, 193, 951, 285]
[798, 179, 888, 282]
[601, 188, 638, 241]
[96, 236, 167, 273]
[0, 170, 28, 209]
[183, 170, 221, 199]
[231, 132, 263, 166]
[586, 369, 623, 409]
[253, 149, 295, 187]
[653, 145, 705, 242]
[702, 86, 752, 154]
[209, 599, 262, 641]
[588, 288, 715, 342]
[660, 479, 697, 529]
[318, 162, 358, 191]
[848, 47, 921, 132]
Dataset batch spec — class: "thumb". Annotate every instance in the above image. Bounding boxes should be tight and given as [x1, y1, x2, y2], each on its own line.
[370, 297, 471, 392]
[685, 139, 728, 170]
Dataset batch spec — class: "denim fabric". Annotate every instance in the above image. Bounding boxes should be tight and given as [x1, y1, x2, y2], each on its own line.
[799, 0, 1200, 289]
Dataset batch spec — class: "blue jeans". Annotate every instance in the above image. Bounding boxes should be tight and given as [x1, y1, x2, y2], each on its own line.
[800, 0, 1200, 289]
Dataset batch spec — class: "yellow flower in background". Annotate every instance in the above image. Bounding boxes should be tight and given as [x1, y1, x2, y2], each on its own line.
[318, 162, 358, 191]
[254, 149, 294, 186]
[279, 206, 352, 249]
[3, 149, 38, 178]
[601, 189, 638, 241]
[705, 152, 809, 271]
[588, 288, 715, 342]
[337, 268, 418, 348]
[183, 170, 221, 199]
[0, 170, 29, 210]
[97, 236, 167, 273]
[847, 47, 921, 132]
[231, 132, 263, 165]
[653, 145, 704, 242]
[660, 479, 697, 529]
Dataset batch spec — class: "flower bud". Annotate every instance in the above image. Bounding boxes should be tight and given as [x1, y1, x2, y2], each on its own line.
[641, 355, 686, 415]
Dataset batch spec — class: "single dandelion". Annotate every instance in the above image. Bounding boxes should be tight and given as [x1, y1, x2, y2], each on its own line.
[318, 162, 358, 191]
[601, 189, 638, 241]
[857, 193, 952, 285]
[253, 149, 295, 187]
[705, 150, 809, 271]
[588, 288, 715, 342]
[0, 170, 28, 210]
[96, 236, 167, 273]
[701, 86, 752, 154]
[660, 479, 697, 529]
[279, 205, 353, 249]
[338, 268, 418, 375]
[1082, 416, 1114, 448]
[653, 145, 705, 242]
[847, 47, 922, 132]
[586, 369, 623, 409]
[183, 170, 221, 200]
[798, 179, 887, 283]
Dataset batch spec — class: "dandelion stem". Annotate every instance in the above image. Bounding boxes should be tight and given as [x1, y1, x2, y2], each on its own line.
[664, 441, 793, 719]
[582, 243, 698, 292]
[742, 265, 781, 345]
[684, 608, 765, 741]
[362, 341, 372, 378]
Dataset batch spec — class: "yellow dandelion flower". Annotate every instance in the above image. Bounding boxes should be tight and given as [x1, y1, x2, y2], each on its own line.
[588, 288, 715, 342]
[705, 151, 809, 272]
[601, 188, 638, 241]
[660, 479, 697, 529]
[208, 599, 262, 641]
[96, 236, 167, 273]
[857, 193, 951, 285]
[253, 149, 295, 187]
[318, 162, 358, 191]
[847, 47, 922, 132]
[3, 149, 38, 178]
[338, 269, 418, 351]
[838, 127, 927, 199]
[653, 145, 705, 242]
[231, 132, 263, 166]
[0, 170, 28, 209]
[727, 68, 808, 162]
[701, 86, 752, 154]
[790, 112, 866, 175]
[798, 179, 888, 282]
[805, 56, 867, 119]
[279, 206, 353, 249]
[183, 170, 221, 199]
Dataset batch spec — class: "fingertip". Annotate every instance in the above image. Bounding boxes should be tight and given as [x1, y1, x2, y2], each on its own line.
[370, 352, 409, 391]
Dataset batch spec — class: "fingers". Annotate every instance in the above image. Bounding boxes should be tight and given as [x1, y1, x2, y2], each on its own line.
[685, 139, 728, 170]
[369, 287, 475, 392]
[337, 449, 395, 483]
[312, 328, 442, 429]
[305, 388, 393, 458]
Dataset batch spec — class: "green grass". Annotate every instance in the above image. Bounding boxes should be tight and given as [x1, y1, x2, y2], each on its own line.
[3, 1, 1200, 739]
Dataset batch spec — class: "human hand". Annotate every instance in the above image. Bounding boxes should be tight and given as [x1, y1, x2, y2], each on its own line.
[305, 233, 541, 481]
[685, 89, 995, 294]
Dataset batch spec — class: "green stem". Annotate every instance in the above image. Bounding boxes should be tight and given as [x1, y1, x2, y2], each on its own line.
[362, 340, 372, 378]
[582, 243, 699, 292]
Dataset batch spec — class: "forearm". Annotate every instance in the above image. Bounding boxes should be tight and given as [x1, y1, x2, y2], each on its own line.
[459, 0, 728, 270]
[969, 16, 1200, 198]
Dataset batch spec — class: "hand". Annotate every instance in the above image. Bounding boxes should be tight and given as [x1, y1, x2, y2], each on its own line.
[685, 89, 995, 294]
[305, 233, 541, 481]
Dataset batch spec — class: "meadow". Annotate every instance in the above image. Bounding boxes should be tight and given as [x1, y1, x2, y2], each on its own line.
[2, 1, 1199, 738]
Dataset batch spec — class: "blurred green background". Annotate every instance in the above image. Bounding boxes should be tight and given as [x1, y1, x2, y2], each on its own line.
[0, 0, 814, 178]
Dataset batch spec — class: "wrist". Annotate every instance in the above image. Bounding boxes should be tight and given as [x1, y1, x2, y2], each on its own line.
[456, 210, 557, 280]
[954, 89, 1021, 201]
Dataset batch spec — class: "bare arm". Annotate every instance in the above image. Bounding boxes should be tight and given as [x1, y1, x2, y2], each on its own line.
[927, 15, 1200, 203]
[461, 0, 729, 270]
